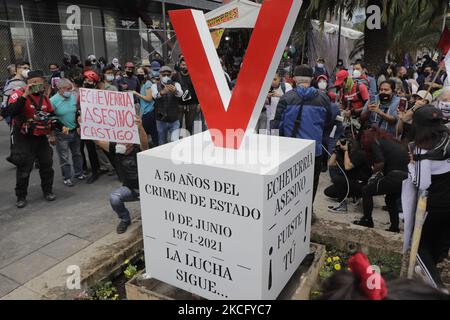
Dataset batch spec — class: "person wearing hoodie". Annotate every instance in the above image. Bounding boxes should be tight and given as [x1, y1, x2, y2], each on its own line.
[273, 65, 333, 206]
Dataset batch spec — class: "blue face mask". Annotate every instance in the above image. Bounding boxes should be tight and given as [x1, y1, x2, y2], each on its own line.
[63, 91, 72, 98]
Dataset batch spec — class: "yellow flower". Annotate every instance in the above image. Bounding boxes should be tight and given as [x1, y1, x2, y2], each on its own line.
[333, 256, 340, 261]
[327, 257, 332, 263]
[334, 264, 341, 271]
[124, 259, 130, 265]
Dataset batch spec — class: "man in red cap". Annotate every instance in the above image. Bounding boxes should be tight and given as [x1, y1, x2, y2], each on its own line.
[335, 69, 369, 118]
[4, 70, 57, 208]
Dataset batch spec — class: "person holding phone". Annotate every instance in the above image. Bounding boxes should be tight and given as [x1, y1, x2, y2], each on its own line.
[397, 90, 433, 143]
[152, 66, 183, 145]
[361, 80, 400, 136]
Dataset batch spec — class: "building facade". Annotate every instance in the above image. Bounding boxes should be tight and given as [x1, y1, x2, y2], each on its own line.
[0, 0, 221, 81]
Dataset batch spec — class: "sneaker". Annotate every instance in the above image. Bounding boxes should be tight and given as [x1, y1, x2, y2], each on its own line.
[16, 198, 27, 209]
[328, 202, 348, 213]
[117, 220, 131, 234]
[63, 179, 74, 187]
[385, 226, 400, 233]
[76, 174, 87, 181]
[353, 218, 374, 228]
[86, 173, 100, 184]
[44, 193, 56, 201]
[350, 197, 362, 207]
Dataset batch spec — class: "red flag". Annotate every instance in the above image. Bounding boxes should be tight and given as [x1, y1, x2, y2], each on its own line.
[438, 26, 450, 55]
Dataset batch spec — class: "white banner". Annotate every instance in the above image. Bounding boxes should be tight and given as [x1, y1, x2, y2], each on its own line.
[79, 88, 139, 144]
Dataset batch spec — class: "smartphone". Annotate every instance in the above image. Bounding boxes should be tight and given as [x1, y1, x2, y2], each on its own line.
[369, 94, 377, 105]
[398, 98, 407, 112]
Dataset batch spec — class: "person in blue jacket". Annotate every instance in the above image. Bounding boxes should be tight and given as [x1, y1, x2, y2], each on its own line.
[272, 65, 333, 206]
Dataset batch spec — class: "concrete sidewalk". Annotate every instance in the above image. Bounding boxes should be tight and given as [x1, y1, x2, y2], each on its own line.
[0, 124, 140, 298]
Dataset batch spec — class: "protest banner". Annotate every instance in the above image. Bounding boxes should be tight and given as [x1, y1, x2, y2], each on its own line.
[79, 88, 140, 144]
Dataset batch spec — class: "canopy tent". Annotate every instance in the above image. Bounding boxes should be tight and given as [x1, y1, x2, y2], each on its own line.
[308, 19, 364, 76]
[204, 0, 261, 29]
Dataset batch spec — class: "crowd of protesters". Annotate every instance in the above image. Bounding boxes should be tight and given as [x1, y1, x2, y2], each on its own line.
[0, 53, 204, 234]
[1, 49, 449, 293]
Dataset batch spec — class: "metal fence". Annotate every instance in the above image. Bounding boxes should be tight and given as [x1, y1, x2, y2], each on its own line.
[0, 17, 177, 84]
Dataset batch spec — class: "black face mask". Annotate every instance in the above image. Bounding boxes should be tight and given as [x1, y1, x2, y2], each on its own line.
[180, 67, 188, 74]
[137, 74, 145, 82]
[379, 93, 392, 103]
[73, 78, 84, 86]
[126, 71, 134, 77]
[84, 83, 96, 89]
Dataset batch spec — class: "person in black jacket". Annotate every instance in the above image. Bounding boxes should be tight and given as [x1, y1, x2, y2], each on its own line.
[95, 116, 148, 234]
[409, 105, 450, 290]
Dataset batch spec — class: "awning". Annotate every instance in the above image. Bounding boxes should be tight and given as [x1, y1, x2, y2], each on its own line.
[204, 0, 261, 29]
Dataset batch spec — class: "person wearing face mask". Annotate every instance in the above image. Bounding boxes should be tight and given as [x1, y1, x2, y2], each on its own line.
[50, 78, 85, 187]
[176, 58, 201, 136]
[133, 67, 158, 147]
[353, 61, 377, 96]
[152, 66, 183, 145]
[315, 74, 343, 172]
[2, 61, 30, 121]
[313, 57, 329, 79]
[335, 70, 369, 119]
[361, 80, 400, 136]
[4, 70, 57, 208]
[272, 65, 333, 220]
[118, 62, 140, 98]
[95, 116, 148, 234]
[100, 65, 118, 91]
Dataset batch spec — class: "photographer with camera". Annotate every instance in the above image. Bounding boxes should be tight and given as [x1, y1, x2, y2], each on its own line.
[4, 70, 57, 208]
[355, 128, 409, 232]
[325, 138, 371, 213]
[152, 66, 183, 145]
[409, 105, 450, 290]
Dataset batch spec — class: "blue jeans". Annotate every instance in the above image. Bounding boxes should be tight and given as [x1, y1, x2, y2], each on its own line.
[55, 131, 83, 180]
[109, 186, 139, 223]
[156, 120, 180, 145]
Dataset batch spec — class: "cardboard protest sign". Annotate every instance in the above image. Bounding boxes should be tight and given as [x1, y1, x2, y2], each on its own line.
[79, 88, 140, 144]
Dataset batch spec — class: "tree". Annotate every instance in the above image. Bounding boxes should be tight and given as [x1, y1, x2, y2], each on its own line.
[298, 0, 448, 70]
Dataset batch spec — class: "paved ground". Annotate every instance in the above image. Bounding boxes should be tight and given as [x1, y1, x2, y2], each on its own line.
[0, 123, 140, 298]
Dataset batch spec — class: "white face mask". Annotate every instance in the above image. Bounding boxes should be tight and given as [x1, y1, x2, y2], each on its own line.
[162, 76, 171, 84]
[115, 144, 127, 155]
[317, 63, 324, 69]
[318, 81, 328, 90]
[352, 70, 362, 78]
[21, 69, 29, 79]
[106, 75, 114, 82]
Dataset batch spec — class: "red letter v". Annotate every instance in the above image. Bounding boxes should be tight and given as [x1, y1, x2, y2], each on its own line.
[169, 0, 302, 149]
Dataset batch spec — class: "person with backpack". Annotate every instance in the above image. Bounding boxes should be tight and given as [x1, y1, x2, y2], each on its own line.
[3, 70, 57, 208]
[335, 70, 369, 119]
[1, 61, 30, 124]
[272, 65, 333, 205]
[152, 66, 183, 145]
[353, 61, 377, 96]
[95, 116, 148, 234]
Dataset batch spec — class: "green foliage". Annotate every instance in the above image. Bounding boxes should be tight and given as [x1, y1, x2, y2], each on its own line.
[90, 281, 119, 300]
[124, 264, 138, 280]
